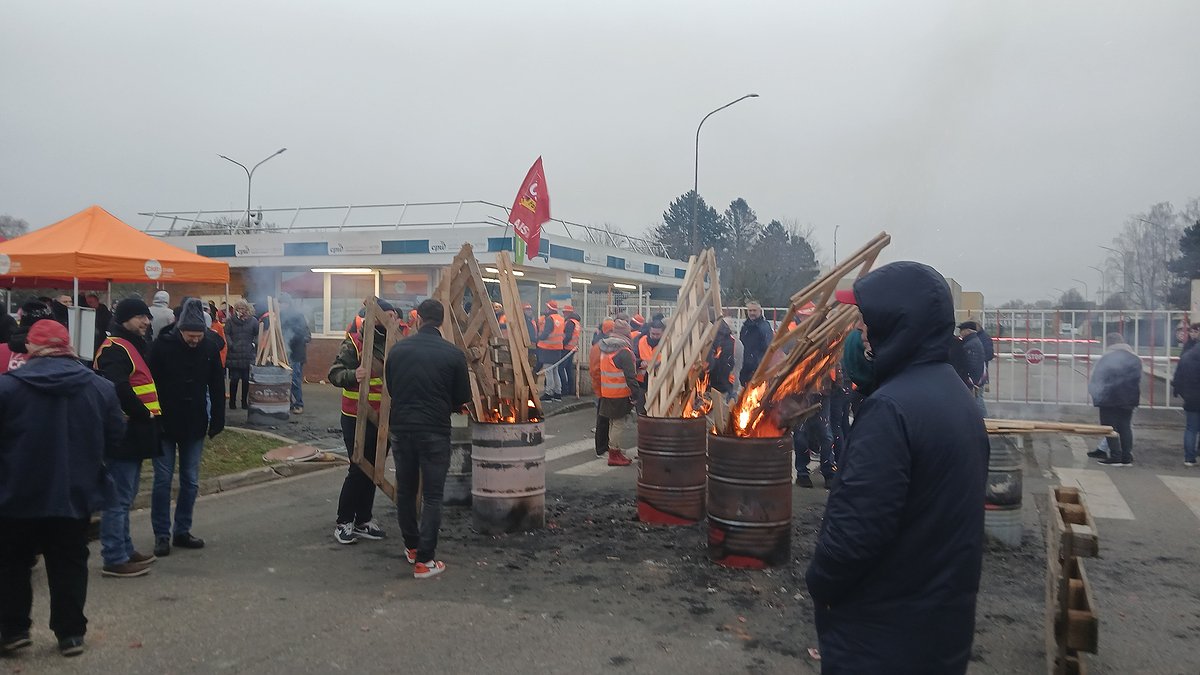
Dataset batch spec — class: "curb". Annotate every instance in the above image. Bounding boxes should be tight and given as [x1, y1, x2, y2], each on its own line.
[130, 457, 348, 510]
[545, 399, 595, 418]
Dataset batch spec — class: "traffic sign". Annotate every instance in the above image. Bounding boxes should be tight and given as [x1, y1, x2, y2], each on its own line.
[1025, 348, 1045, 365]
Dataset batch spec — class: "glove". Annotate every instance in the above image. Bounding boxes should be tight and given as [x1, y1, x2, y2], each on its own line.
[207, 421, 224, 439]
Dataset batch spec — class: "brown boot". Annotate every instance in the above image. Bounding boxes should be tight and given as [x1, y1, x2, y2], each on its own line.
[607, 448, 632, 466]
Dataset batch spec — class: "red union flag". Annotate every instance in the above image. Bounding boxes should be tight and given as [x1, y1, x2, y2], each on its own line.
[508, 157, 550, 259]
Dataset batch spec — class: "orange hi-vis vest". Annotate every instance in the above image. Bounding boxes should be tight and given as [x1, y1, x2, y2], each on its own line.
[537, 313, 566, 350]
[566, 317, 581, 351]
[340, 331, 384, 418]
[636, 334, 656, 384]
[95, 336, 162, 417]
[599, 347, 633, 399]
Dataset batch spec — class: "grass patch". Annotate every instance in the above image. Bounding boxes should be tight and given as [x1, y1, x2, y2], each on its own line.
[140, 430, 290, 481]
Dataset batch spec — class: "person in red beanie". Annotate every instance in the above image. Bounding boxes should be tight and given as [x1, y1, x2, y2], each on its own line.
[0, 320, 125, 657]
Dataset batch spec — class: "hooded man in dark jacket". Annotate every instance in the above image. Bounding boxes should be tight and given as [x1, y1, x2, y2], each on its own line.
[385, 299, 471, 579]
[1088, 332, 1142, 467]
[0, 320, 125, 658]
[807, 262, 989, 674]
[94, 298, 163, 578]
[146, 299, 225, 557]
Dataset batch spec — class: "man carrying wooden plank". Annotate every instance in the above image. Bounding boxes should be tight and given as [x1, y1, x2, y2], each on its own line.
[327, 299, 396, 545]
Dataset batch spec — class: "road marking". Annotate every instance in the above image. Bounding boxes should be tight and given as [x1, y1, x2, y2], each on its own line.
[1053, 468, 1135, 520]
[1158, 475, 1200, 523]
[555, 448, 638, 477]
[544, 439, 596, 463]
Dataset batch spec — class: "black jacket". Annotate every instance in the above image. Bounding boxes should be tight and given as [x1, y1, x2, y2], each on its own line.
[1173, 345, 1200, 411]
[977, 328, 995, 362]
[385, 325, 471, 434]
[738, 316, 773, 384]
[708, 322, 736, 394]
[961, 332, 985, 386]
[806, 261, 988, 675]
[223, 314, 259, 370]
[1088, 343, 1141, 409]
[0, 356, 124, 519]
[94, 324, 162, 460]
[147, 324, 226, 441]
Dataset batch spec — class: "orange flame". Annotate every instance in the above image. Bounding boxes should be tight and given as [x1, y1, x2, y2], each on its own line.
[727, 339, 844, 437]
[681, 369, 712, 418]
[480, 398, 543, 424]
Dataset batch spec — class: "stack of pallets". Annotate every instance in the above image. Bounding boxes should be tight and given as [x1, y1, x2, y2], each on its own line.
[1046, 486, 1100, 674]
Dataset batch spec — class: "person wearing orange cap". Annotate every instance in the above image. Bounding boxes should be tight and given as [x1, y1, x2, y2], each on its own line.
[630, 313, 646, 342]
[536, 301, 566, 401]
[560, 304, 582, 397]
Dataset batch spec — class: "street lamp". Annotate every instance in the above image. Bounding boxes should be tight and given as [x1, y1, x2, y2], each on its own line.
[218, 148, 287, 229]
[1087, 265, 1105, 304]
[1071, 278, 1089, 303]
[690, 94, 759, 255]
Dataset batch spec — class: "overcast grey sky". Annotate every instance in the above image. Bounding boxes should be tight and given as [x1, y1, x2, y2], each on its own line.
[3, 1, 1198, 303]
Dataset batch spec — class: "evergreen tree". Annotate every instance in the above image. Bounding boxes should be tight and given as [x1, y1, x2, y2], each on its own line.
[651, 190, 727, 260]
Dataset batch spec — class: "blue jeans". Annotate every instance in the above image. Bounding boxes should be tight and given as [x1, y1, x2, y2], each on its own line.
[100, 459, 142, 566]
[1186, 411, 1200, 463]
[291, 361, 305, 408]
[151, 437, 205, 538]
[794, 400, 835, 480]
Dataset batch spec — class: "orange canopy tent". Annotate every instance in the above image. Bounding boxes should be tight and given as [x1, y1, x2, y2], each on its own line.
[0, 205, 229, 290]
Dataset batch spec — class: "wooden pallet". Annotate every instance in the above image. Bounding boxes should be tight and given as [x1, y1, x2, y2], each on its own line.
[254, 295, 292, 369]
[725, 232, 890, 436]
[351, 297, 403, 502]
[1046, 486, 1100, 674]
[494, 251, 542, 422]
[645, 248, 723, 418]
[987, 420, 1117, 437]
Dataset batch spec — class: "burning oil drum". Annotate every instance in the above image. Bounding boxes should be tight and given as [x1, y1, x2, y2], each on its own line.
[707, 434, 792, 569]
[470, 420, 545, 534]
[984, 435, 1023, 546]
[636, 416, 707, 525]
[444, 413, 472, 506]
[247, 365, 290, 425]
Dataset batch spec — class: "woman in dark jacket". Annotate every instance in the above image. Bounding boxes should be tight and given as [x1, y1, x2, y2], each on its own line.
[223, 300, 258, 409]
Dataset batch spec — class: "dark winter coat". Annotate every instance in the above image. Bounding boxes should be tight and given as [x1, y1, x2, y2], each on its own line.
[385, 324, 471, 434]
[977, 327, 995, 362]
[147, 324, 226, 441]
[223, 314, 259, 370]
[94, 324, 161, 461]
[1088, 343, 1142, 409]
[0, 356, 125, 519]
[738, 316, 773, 384]
[961, 331, 985, 386]
[806, 261, 989, 675]
[948, 336, 971, 387]
[708, 322, 736, 394]
[281, 310, 311, 363]
[1172, 345, 1200, 412]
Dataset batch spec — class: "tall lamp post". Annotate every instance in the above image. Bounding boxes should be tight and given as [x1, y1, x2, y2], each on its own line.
[1087, 265, 1106, 305]
[219, 148, 288, 229]
[691, 94, 759, 254]
[1072, 278, 1090, 304]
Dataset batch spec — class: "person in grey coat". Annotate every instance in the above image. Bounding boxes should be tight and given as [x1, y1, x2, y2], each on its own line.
[1088, 333, 1141, 466]
[148, 291, 174, 341]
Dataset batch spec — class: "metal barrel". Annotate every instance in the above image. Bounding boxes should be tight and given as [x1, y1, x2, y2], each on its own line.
[984, 435, 1023, 546]
[246, 365, 290, 425]
[706, 434, 792, 569]
[636, 416, 707, 525]
[470, 420, 545, 534]
[444, 413, 472, 506]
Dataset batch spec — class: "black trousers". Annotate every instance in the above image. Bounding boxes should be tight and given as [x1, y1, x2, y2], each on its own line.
[0, 517, 89, 640]
[392, 431, 451, 563]
[337, 414, 381, 525]
[1098, 406, 1134, 462]
[228, 367, 250, 406]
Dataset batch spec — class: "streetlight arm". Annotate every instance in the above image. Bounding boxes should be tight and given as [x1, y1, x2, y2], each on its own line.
[249, 147, 287, 180]
[218, 154, 250, 179]
[691, 94, 758, 254]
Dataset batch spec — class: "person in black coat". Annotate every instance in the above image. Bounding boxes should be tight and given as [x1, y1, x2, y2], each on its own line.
[1172, 342, 1200, 466]
[146, 299, 225, 557]
[707, 319, 736, 396]
[0, 319, 125, 657]
[958, 322, 987, 416]
[223, 300, 258, 410]
[93, 298, 163, 577]
[738, 302, 773, 386]
[807, 262, 989, 674]
[1088, 333, 1142, 466]
[384, 299, 471, 578]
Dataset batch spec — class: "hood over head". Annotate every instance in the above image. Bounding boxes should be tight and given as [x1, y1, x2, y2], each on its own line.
[153, 290, 170, 306]
[853, 261, 954, 384]
[599, 335, 632, 354]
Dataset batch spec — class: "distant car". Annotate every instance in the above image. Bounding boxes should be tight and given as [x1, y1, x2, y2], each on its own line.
[1060, 323, 1081, 337]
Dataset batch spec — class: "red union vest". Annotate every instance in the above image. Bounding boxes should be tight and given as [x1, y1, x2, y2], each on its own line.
[537, 313, 565, 350]
[600, 347, 633, 399]
[340, 331, 384, 418]
[94, 336, 162, 417]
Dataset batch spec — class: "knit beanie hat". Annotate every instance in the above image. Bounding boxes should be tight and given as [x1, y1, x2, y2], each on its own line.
[177, 298, 207, 331]
[114, 298, 152, 324]
[19, 301, 53, 328]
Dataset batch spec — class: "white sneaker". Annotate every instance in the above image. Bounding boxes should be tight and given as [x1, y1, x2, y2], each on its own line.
[1185, 461, 1197, 467]
[353, 520, 386, 540]
[334, 523, 358, 545]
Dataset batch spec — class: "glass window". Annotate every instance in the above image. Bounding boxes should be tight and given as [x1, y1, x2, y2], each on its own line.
[280, 271, 323, 334]
[380, 271, 432, 316]
[331, 274, 376, 335]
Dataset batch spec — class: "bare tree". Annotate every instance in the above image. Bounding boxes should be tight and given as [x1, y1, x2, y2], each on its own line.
[0, 215, 30, 240]
[1107, 202, 1185, 309]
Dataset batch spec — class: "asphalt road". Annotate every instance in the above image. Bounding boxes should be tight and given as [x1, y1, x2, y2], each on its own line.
[6, 403, 1199, 673]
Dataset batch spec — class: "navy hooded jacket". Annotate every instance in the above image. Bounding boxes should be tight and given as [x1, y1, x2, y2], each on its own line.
[806, 261, 989, 675]
[0, 356, 125, 519]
